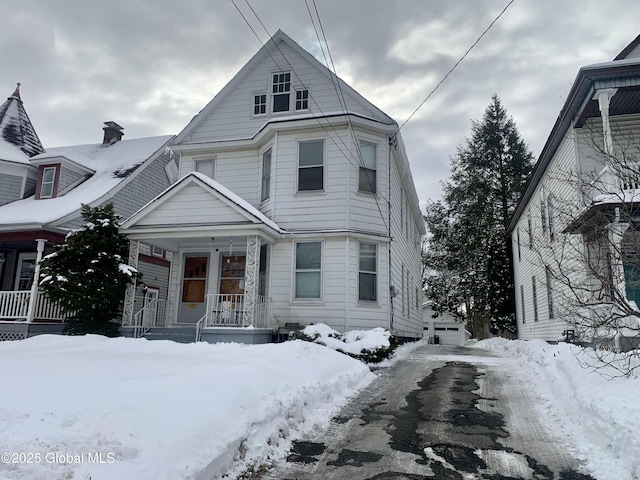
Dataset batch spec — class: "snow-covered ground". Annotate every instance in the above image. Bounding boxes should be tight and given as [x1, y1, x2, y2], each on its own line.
[471, 338, 640, 480]
[0, 331, 638, 480]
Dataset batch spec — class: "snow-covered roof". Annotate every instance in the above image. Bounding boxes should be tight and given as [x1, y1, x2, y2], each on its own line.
[0, 84, 45, 160]
[0, 135, 173, 229]
[191, 172, 284, 233]
[122, 171, 284, 235]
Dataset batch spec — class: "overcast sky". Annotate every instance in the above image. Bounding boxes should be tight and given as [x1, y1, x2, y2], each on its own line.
[1, 1, 638, 205]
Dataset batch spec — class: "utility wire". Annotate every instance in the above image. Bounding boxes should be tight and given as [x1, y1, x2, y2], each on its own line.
[306, 0, 388, 229]
[396, 0, 516, 134]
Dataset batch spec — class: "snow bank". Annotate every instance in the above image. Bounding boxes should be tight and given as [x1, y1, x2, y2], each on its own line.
[0, 335, 374, 480]
[472, 338, 640, 480]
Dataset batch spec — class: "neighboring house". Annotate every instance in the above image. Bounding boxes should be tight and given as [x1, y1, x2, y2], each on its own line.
[120, 30, 426, 343]
[422, 301, 468, 346]
[508, 34, 640, 348]
[0, 106, 176, 340]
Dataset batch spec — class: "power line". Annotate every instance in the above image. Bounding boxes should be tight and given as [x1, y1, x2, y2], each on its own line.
[305, 0, 388, 229]
[396, 0, 516, 134]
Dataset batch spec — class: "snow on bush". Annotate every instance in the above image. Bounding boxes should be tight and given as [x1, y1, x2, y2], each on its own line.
[301, 324, 396, 363]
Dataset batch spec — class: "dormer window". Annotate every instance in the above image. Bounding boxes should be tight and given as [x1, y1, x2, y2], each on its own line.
[38, 166, 58, 199]
[272, 72, 291, 113]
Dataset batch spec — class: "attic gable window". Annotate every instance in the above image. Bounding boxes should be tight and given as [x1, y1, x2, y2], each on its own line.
[254, 94, 266, 115]
[295, 90, 308, 110]
[38, 166, 58, 199]
[272, 72, 291, 113]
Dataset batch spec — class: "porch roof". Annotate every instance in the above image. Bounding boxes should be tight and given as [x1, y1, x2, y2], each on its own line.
[120, 172, 285, 250]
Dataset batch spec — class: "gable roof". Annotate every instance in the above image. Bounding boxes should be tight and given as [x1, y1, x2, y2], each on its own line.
[508, 35, 640, 233]
[0, 135, 173, 230]
[121, 172, 284, 236]
[0, 84, 44, 162]
[173, 30, 395, 145]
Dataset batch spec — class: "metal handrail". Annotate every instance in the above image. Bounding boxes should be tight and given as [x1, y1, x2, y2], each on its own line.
[195, 316, 205, 342]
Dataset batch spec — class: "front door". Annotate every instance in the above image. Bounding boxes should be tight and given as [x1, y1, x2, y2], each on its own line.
[179, 254, 209, 323]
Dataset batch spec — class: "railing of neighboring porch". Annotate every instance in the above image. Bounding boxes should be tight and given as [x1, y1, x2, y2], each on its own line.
[0, 291, 68, 321]
[132, 296, 168, 338]
[591, 163, 640, 197]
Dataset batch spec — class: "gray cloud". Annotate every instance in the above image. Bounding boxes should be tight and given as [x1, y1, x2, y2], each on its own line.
[1, 0, 638, 208]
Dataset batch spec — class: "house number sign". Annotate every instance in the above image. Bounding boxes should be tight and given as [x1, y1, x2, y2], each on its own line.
[186, 303, 198, 310]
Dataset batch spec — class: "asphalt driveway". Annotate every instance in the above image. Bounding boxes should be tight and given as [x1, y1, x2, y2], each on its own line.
[256, 344, 595, 480]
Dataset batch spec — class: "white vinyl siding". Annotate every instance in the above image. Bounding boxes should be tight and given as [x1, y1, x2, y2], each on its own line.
[185, 41, 391, 144]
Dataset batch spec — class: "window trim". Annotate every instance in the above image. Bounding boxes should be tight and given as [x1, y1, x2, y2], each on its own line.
[37, 165, 59, 199]
[253, 93, 267, 116]
[358, 140, 377, 194]
[194, 158, 216, 179]
[547, 195, 555, 241]
[296, 139, 325, 193]
[358, 242, 378, 303]
[295, 89, 309, 111]
[293, 240, 323, 301]
[260, 148, 272, 202]
[271, 71, 291, 114]
[520, 284, 526, 324]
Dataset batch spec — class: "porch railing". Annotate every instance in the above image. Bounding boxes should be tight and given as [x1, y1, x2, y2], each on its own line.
[202, 294, 270, 328]
[0, 290, 69, 321]
[591, 163, 640, 197]
[132, 297, 167, 338]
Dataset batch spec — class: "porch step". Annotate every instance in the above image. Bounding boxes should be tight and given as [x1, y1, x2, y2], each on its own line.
[142, 326, 197, 344]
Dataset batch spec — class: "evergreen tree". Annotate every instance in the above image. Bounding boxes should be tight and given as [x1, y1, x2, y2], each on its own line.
[424, 95, 534, 336]
[39, 203, 138, 336]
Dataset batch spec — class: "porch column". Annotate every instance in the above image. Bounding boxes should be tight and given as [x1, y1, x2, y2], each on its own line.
[593, 88, 618, 159]
[244, 235, 261, 326]
[606, 210, 630, 302]
[25, 238, 47, 323]
[122, 240, 140, 326]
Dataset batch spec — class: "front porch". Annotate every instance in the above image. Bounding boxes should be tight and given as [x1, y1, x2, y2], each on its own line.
[126, 293, 273, 343]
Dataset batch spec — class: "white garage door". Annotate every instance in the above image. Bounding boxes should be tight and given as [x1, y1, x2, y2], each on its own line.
[434, 325, 462, 346]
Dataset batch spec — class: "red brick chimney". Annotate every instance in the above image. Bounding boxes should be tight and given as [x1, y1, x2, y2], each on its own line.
[102, 121, 124, 145]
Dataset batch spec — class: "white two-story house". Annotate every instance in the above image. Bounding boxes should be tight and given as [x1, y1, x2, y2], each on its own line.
[120, 30, 425, 343]
[508, 34, 640, 350]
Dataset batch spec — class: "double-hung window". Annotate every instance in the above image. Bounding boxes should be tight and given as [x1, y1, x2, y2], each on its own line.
[298, 140, 324, 192]
[358, 243, 377, 302]
[261, 149, 271, 202]
[295, 242, 322, 299]
[358, 140, 377, 194]
[40, 166, 56, 198]
[272, 72, 291, 113]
